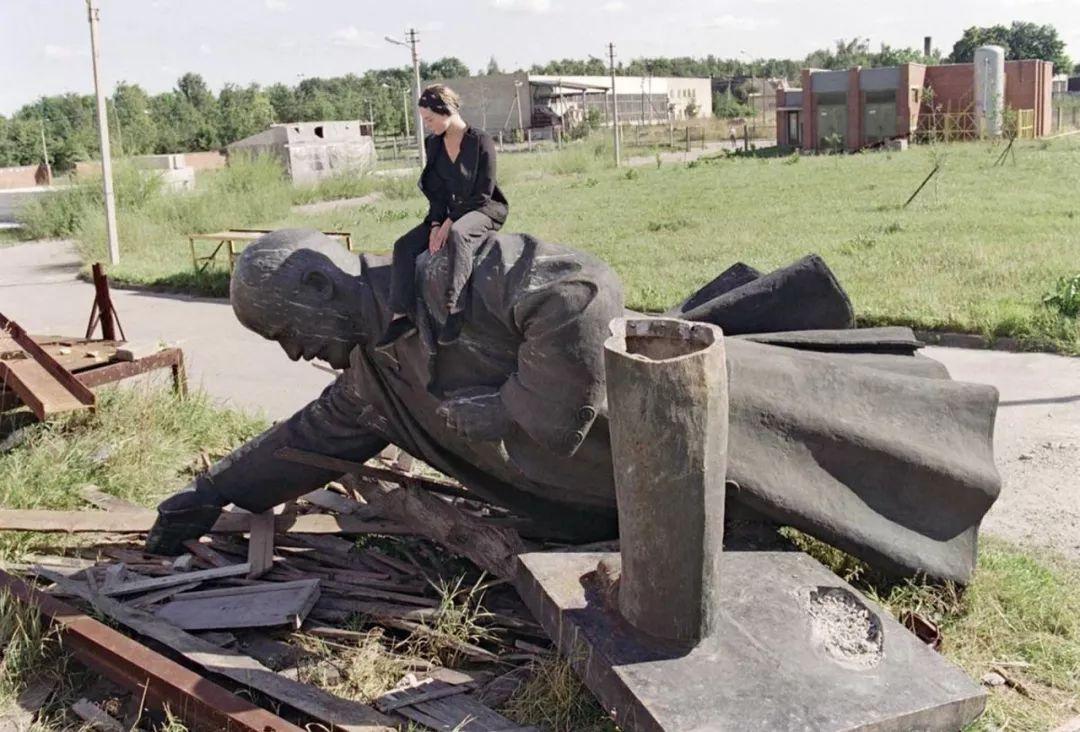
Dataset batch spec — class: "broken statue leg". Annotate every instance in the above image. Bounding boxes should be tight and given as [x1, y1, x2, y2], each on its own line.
[602, 317, 728, 644]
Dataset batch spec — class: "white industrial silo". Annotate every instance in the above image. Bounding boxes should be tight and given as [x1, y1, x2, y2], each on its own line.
[974, 45, 1006, 137]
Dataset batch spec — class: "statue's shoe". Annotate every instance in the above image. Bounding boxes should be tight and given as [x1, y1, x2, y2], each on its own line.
[144, 499, 223, 556]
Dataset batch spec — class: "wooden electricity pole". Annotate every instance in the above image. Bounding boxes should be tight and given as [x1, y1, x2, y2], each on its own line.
[608, 42, 621, 167]
[386, 29, 426, 167]
[86, 0, 120, 264]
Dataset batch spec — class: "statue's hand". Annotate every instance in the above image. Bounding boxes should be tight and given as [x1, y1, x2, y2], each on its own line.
[436, 390, 512, 442]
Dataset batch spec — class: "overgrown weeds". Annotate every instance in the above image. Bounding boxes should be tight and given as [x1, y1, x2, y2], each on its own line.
[502, 654, 615, 732]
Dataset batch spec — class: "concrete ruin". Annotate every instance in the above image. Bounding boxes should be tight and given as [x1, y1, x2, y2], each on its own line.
[226, 121, 376, 184]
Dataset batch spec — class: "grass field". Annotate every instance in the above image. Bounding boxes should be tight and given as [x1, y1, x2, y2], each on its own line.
[0, 387, 1078, 730]
[25, 134, 1080, 352]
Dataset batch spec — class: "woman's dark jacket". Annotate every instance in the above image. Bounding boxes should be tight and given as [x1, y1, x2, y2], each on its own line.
[419, 127, 509, 226]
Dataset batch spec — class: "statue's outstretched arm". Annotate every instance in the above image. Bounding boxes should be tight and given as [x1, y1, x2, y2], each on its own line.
[146, 371, 387, 553]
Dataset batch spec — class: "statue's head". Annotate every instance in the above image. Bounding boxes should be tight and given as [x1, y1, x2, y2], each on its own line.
[231, 229, 367, 370]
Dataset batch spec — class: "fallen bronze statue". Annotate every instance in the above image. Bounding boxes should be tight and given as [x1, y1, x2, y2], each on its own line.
[141, 227, 999, 731]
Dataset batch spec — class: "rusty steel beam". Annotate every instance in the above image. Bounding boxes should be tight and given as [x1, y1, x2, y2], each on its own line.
[75, 347, 187, 396]
[0, 569, 302, 732]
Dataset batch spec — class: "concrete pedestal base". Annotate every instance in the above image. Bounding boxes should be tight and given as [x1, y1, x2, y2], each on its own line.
[516, 550, 986, 732]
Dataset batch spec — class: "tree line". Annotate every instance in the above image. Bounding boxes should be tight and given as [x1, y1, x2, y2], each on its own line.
[1, 21, 1071, 171]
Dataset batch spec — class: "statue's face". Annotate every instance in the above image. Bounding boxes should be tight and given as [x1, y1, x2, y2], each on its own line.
[268, 312, 356, 371]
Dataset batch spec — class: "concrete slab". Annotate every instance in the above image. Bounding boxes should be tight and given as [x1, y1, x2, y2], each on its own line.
[516, 550, 986, 732]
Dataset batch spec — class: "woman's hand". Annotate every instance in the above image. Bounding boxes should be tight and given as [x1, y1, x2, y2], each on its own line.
[429, 220, 452, 253]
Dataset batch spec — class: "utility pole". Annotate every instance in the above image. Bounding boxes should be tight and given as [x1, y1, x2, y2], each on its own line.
[608, 42, 621, 166]
[402, 88, 410, 137]
[86, 0, 120, 265]
[38, 100, 52, 184]
[386, 29, 426, 167]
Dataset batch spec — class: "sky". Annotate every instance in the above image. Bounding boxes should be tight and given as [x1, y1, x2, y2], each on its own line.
[2, 0, 1078, 115]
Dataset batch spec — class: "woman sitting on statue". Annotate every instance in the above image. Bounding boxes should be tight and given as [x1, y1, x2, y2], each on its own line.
[376, 84, 509, 350]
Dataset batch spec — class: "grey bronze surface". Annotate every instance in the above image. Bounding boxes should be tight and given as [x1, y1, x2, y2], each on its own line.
[151, 228, 1000, 585]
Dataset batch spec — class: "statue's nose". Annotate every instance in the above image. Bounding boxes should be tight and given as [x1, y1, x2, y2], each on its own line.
[282, 341, 303, 361]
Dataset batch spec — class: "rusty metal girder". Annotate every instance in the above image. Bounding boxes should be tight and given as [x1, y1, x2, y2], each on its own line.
[0, 569, 301, 732]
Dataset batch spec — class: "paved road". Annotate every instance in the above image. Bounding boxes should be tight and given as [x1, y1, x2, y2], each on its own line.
[2, 239, 1076, 559]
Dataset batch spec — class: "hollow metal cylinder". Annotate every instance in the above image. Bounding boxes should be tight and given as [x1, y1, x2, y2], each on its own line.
[603, 317, 728, 644]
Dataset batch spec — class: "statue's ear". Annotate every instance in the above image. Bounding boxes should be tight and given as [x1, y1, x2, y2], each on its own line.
[301, 269, 335, 301]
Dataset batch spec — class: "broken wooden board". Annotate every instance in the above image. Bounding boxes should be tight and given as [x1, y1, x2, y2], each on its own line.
[0, 509, 410, 536]
[102, 563, 252, 597]
[247, 510, 276, 579]
[155, 579, 320, 631]
[301, 488, 368, 515]
[36, 569, 396, 731]
[78, 484, 142, 512]
[384, 680, 535, 731]
[70, 698, 125, 732]
[0, 358, 92, 420]
[345, 476, 527, 579]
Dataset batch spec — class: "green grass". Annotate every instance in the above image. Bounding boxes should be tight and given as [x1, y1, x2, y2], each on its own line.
[0, 385, 265, 561]
[28, 134, 1078, 351]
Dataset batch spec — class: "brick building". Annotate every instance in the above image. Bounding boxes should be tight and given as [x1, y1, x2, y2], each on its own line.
[776, 58, 1053, 152]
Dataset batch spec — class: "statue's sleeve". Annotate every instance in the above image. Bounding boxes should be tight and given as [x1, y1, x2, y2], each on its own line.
[498, 261, 623, 458]
[193, 373, 389, 513]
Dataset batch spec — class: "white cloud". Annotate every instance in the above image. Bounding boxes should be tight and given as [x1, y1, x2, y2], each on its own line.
[490, 0, 553, 14]
[708, 14, 761, 30]
[330, 26, 380, 48]
[44, 44, 75, 60]
[603, 0, 626, 11]
[199, 43, 213, 55]
[265, 0, 287, 10]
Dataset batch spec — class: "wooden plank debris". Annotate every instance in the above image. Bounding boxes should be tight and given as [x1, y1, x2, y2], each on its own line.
[302, 487, 369, 515]
[247, 510, 276, 579]
[102, 563, 252, 597]
[35, 569, 396, 732]
[375, 678, 469, 712]
[78, 484, 142, 512]
[155, 579, 321, 631]
[125, 581, 203, 609]
[71, 698, 125, 732]
[276, 446, 471, 499]
[0, 312, 96, 418]
[345, 476, 527, 579]
[0, 509, 410, 536]
[384, 678, 534, 731]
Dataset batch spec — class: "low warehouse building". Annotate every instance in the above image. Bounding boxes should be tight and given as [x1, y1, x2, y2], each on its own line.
[226, 121, 375, 184]
[434, 72, 712, 139]
[776, 50, 1053, 151]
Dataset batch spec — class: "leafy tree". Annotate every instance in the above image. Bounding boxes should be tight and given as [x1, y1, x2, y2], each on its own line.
[177, 72, 215, 111]
[485, 56, 502, 75]
[950, 21, 1071, 73]
[424, 57, 470, 80]
[112, 82, 156, 155]
[217, 84, 273, 145]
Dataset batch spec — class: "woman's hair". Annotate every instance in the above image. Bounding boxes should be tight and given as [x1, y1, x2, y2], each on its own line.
[418, 84, 461, 116]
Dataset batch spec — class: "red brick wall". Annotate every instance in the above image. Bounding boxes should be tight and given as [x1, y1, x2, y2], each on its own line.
[923, 65, 974, 113]
[1005, 59, 1053, 135]
[800, 69, 815, 152]
[775, 88, 790, 146]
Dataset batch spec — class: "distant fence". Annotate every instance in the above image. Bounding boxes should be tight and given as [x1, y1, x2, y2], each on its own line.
[914, 108, 1037, 143]
[1051, 96, 1080, 134]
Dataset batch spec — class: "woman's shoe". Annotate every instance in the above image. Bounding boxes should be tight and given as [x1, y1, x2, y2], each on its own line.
[374, 317, 417, 353]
